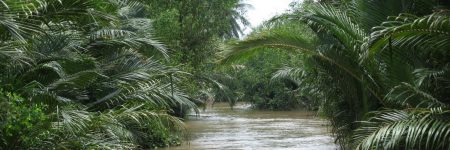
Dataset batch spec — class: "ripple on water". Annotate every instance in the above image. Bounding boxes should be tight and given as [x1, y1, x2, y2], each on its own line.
[165, 103, 338, 150]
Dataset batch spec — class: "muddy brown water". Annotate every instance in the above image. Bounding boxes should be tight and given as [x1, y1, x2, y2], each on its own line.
[164, 103, 338, 150]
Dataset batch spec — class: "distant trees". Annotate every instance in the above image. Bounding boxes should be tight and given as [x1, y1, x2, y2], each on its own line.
[146, 0, 250, 68]
[143, 0, 251, 109]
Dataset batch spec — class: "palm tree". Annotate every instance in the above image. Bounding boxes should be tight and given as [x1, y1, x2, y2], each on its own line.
[0, 0, 196, 149]
[220, 0, 252, 38]
[352, 11, 450, 150]
[221, 0, 450, 149]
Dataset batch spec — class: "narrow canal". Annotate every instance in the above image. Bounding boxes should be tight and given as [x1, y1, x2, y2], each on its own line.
[166, 103, 337, 150]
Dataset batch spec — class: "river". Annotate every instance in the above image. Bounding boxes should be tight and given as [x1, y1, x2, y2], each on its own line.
[165, 103, 338, 150]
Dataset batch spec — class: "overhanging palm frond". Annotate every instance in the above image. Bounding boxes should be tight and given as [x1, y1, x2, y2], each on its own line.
[221, 21, 384, 103]
[367, 13, 450, 58]
[219, 24, 317, 64]
[385, 82, 447, 108]
[354, 108, 450, 150]
[302, 3, 367, 50]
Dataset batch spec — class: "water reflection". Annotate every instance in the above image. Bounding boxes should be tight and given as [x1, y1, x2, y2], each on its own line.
[165, 103, 338, 150]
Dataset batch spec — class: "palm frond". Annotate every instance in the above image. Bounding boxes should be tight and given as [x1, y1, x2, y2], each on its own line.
[271, 66, 305, 83]
[219, 24, 317, 64]
[368, 13, 450, 58]
[354, 108, 450, 150]
[385, 82, 446, 108]
[302, 3, 367, 50]
[88, 28, 168, 58]
[0, 0, 43, 41]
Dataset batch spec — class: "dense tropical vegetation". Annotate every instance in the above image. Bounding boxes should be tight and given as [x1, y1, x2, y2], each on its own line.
[222, 0, 450, 149]
[217, 22, 318, 110]
[2, 0, 450, 149]
[0, 0, 247, 149]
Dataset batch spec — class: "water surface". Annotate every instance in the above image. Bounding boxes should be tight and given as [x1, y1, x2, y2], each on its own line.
[166, 103, 337, 150]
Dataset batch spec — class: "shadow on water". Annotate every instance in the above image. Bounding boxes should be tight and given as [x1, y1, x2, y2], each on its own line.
[164, 103, 338, 150]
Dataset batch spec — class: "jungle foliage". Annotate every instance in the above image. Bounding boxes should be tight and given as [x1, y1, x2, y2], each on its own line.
[142, 0, 250, 110]
[0, 0, 247, 149]
[217, 21, 319, 110]
[222, 0, 450, 149]
[3, 0, 450, 149]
